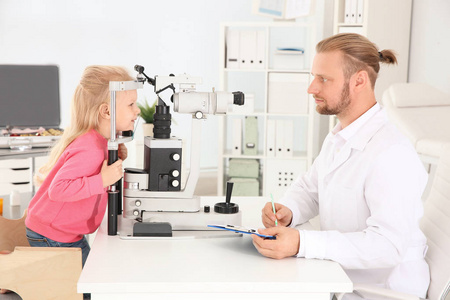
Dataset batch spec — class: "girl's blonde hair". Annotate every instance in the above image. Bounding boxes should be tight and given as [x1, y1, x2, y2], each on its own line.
[36, 65, 134, 185]
[316, 33, 397, 89]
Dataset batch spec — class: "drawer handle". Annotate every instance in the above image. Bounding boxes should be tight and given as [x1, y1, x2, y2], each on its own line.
[12, 182, 30, 185]
[11, 168, 30, 171]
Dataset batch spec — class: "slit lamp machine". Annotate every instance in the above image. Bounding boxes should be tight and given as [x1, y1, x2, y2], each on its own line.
[107, 65, 244, 237]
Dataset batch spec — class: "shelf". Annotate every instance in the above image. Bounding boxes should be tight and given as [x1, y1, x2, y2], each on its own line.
[221, 21, 313, 28]
[227, 112, 266, 117]
[268, 69, 310, 73]
[266, 113, 309, 117]
[223, 151, 308, 160]
[223, 152, 265, 159]
[218, 21, 317, 197]
[223, 68, 310, 73]
[337, 23, 363, 27]
[223, 68, 266, 73]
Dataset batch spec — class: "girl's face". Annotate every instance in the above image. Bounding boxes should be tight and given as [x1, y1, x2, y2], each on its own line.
[115, 90, 140, 132]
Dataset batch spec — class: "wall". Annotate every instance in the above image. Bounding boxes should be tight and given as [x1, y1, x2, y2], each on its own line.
[0, 0, 263, 169]
[408, 0, 450, 94]
[0, 0, 326, 170]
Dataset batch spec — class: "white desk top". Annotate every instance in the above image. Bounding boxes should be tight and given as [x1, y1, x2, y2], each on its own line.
[78, 196, 352, 299]
[0, 147, 51, 160]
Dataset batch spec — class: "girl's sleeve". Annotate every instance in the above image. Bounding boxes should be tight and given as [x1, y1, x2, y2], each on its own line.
[48, 147, 106, 202]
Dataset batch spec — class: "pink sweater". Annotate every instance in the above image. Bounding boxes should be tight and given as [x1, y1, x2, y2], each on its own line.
[26, 129, 108, 243]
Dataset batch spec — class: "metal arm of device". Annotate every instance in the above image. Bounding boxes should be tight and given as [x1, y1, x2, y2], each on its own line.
[107, 80, 144, 236]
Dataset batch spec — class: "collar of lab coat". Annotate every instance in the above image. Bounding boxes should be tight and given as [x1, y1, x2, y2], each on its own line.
[332, 103, 384, 151]
[326, 103, 387, 175]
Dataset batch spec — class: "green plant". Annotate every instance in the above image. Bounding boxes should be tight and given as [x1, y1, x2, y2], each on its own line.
[137, 100, 157, 124]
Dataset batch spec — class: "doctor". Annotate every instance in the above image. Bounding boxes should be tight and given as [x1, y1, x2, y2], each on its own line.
[252, 33, 430, 299]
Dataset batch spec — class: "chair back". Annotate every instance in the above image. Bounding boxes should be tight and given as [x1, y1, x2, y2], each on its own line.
[0, 210, 29, 251]
[420, 143, 450, 299]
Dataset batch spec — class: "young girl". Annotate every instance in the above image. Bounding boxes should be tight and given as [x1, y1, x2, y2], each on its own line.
[25, 65, 140, 267]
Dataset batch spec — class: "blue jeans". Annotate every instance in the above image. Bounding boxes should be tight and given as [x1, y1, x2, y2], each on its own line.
[26, 227, 90, 267]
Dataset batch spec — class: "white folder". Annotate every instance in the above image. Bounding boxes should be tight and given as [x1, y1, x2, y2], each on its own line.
[232, 118, 242, 155]
[344, 0, 352, 23]
[350, 0, 358, 24]
[356, 0, 364, 23]
[255, 30, 265, 69]
[226, 30, 240, 69]
[275, 120, 285, 158]
[284, 120, 294, 157]
[266, 119, 276, 157]
[239, 30, 257, 69]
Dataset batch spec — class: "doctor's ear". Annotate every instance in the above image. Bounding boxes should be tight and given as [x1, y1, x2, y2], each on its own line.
[99, 103, 111, 119]
[352, 70, 369, 92]
[356, 70, 370, 88]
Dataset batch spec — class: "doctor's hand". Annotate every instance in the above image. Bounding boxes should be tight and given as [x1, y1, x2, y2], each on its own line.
[262, 202, 293, 228]
[118, 144, 128, 161]
[252, 227, 300, 259]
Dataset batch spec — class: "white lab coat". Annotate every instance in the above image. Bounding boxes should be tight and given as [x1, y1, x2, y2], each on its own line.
[280, 104, 430, 298]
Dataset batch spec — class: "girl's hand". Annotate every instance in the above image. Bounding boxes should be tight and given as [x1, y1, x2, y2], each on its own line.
[101, 159, 123, 188]
[118, 144, 128, 161]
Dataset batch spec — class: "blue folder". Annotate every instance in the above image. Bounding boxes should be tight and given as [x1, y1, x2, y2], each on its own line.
[208, 224, 276, 239]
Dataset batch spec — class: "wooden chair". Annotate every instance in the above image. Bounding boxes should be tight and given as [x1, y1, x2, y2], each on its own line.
[0, 211, 82, 300]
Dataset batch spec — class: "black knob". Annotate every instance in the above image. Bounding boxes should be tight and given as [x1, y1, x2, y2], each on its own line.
[232, 91, 245, 106]
[214, 182, 239, 214]
[204, 205, 210, 213]
[134, 65, 144, 73]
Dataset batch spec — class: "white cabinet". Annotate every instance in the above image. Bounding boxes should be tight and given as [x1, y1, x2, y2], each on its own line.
[0, 156, 48, 195]
[217, 21, 319, 199]
[330, 0, 412, 130]
[0, 158, 32, 194]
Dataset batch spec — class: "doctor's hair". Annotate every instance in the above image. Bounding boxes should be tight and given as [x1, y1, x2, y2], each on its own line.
[316, 33, 397, 89]
[35, 65, 134, 185]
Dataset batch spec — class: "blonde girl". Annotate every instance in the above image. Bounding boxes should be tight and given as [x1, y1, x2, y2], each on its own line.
[25, 65, 140, 267]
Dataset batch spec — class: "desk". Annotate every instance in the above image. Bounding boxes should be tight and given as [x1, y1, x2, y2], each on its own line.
[78, 196, 352, 299]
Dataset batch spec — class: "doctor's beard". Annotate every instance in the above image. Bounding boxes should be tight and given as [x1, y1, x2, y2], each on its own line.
[316, 81, 351, 116]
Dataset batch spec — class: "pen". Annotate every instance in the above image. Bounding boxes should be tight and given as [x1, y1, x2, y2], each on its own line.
[270, 193, 278, 227]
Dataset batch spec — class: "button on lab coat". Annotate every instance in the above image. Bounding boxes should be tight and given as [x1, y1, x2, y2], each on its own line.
[280, 107, 430, 298]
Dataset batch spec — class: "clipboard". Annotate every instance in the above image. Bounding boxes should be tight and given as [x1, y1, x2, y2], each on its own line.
[208, 224, 276, 239]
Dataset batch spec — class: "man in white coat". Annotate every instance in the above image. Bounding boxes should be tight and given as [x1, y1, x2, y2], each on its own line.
[252, 33, 430, 299]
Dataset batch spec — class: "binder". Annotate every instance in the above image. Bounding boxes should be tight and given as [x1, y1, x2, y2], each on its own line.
[344, 0, 352, 23]
[226, 30, 240, 69]
[275, 119, 284, 157]
[266, 119, 276, 157]
[356, 0, 364, 23]
[231, 118, 242, 155]
[284, 120, 294, 157]
[350, 0, 358, 24]
[255, 30, 265, 69]
[244, 116, 258, 155]
[239, 30, 257, 69]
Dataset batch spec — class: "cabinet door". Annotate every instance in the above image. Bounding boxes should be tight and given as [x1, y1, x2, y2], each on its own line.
[0, 182, 32, 194]
[0, 169, 30, 183]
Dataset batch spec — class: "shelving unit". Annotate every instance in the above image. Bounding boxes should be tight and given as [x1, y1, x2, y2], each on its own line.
[330, 0, 412, 130]
[217, 21, 318, 199]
